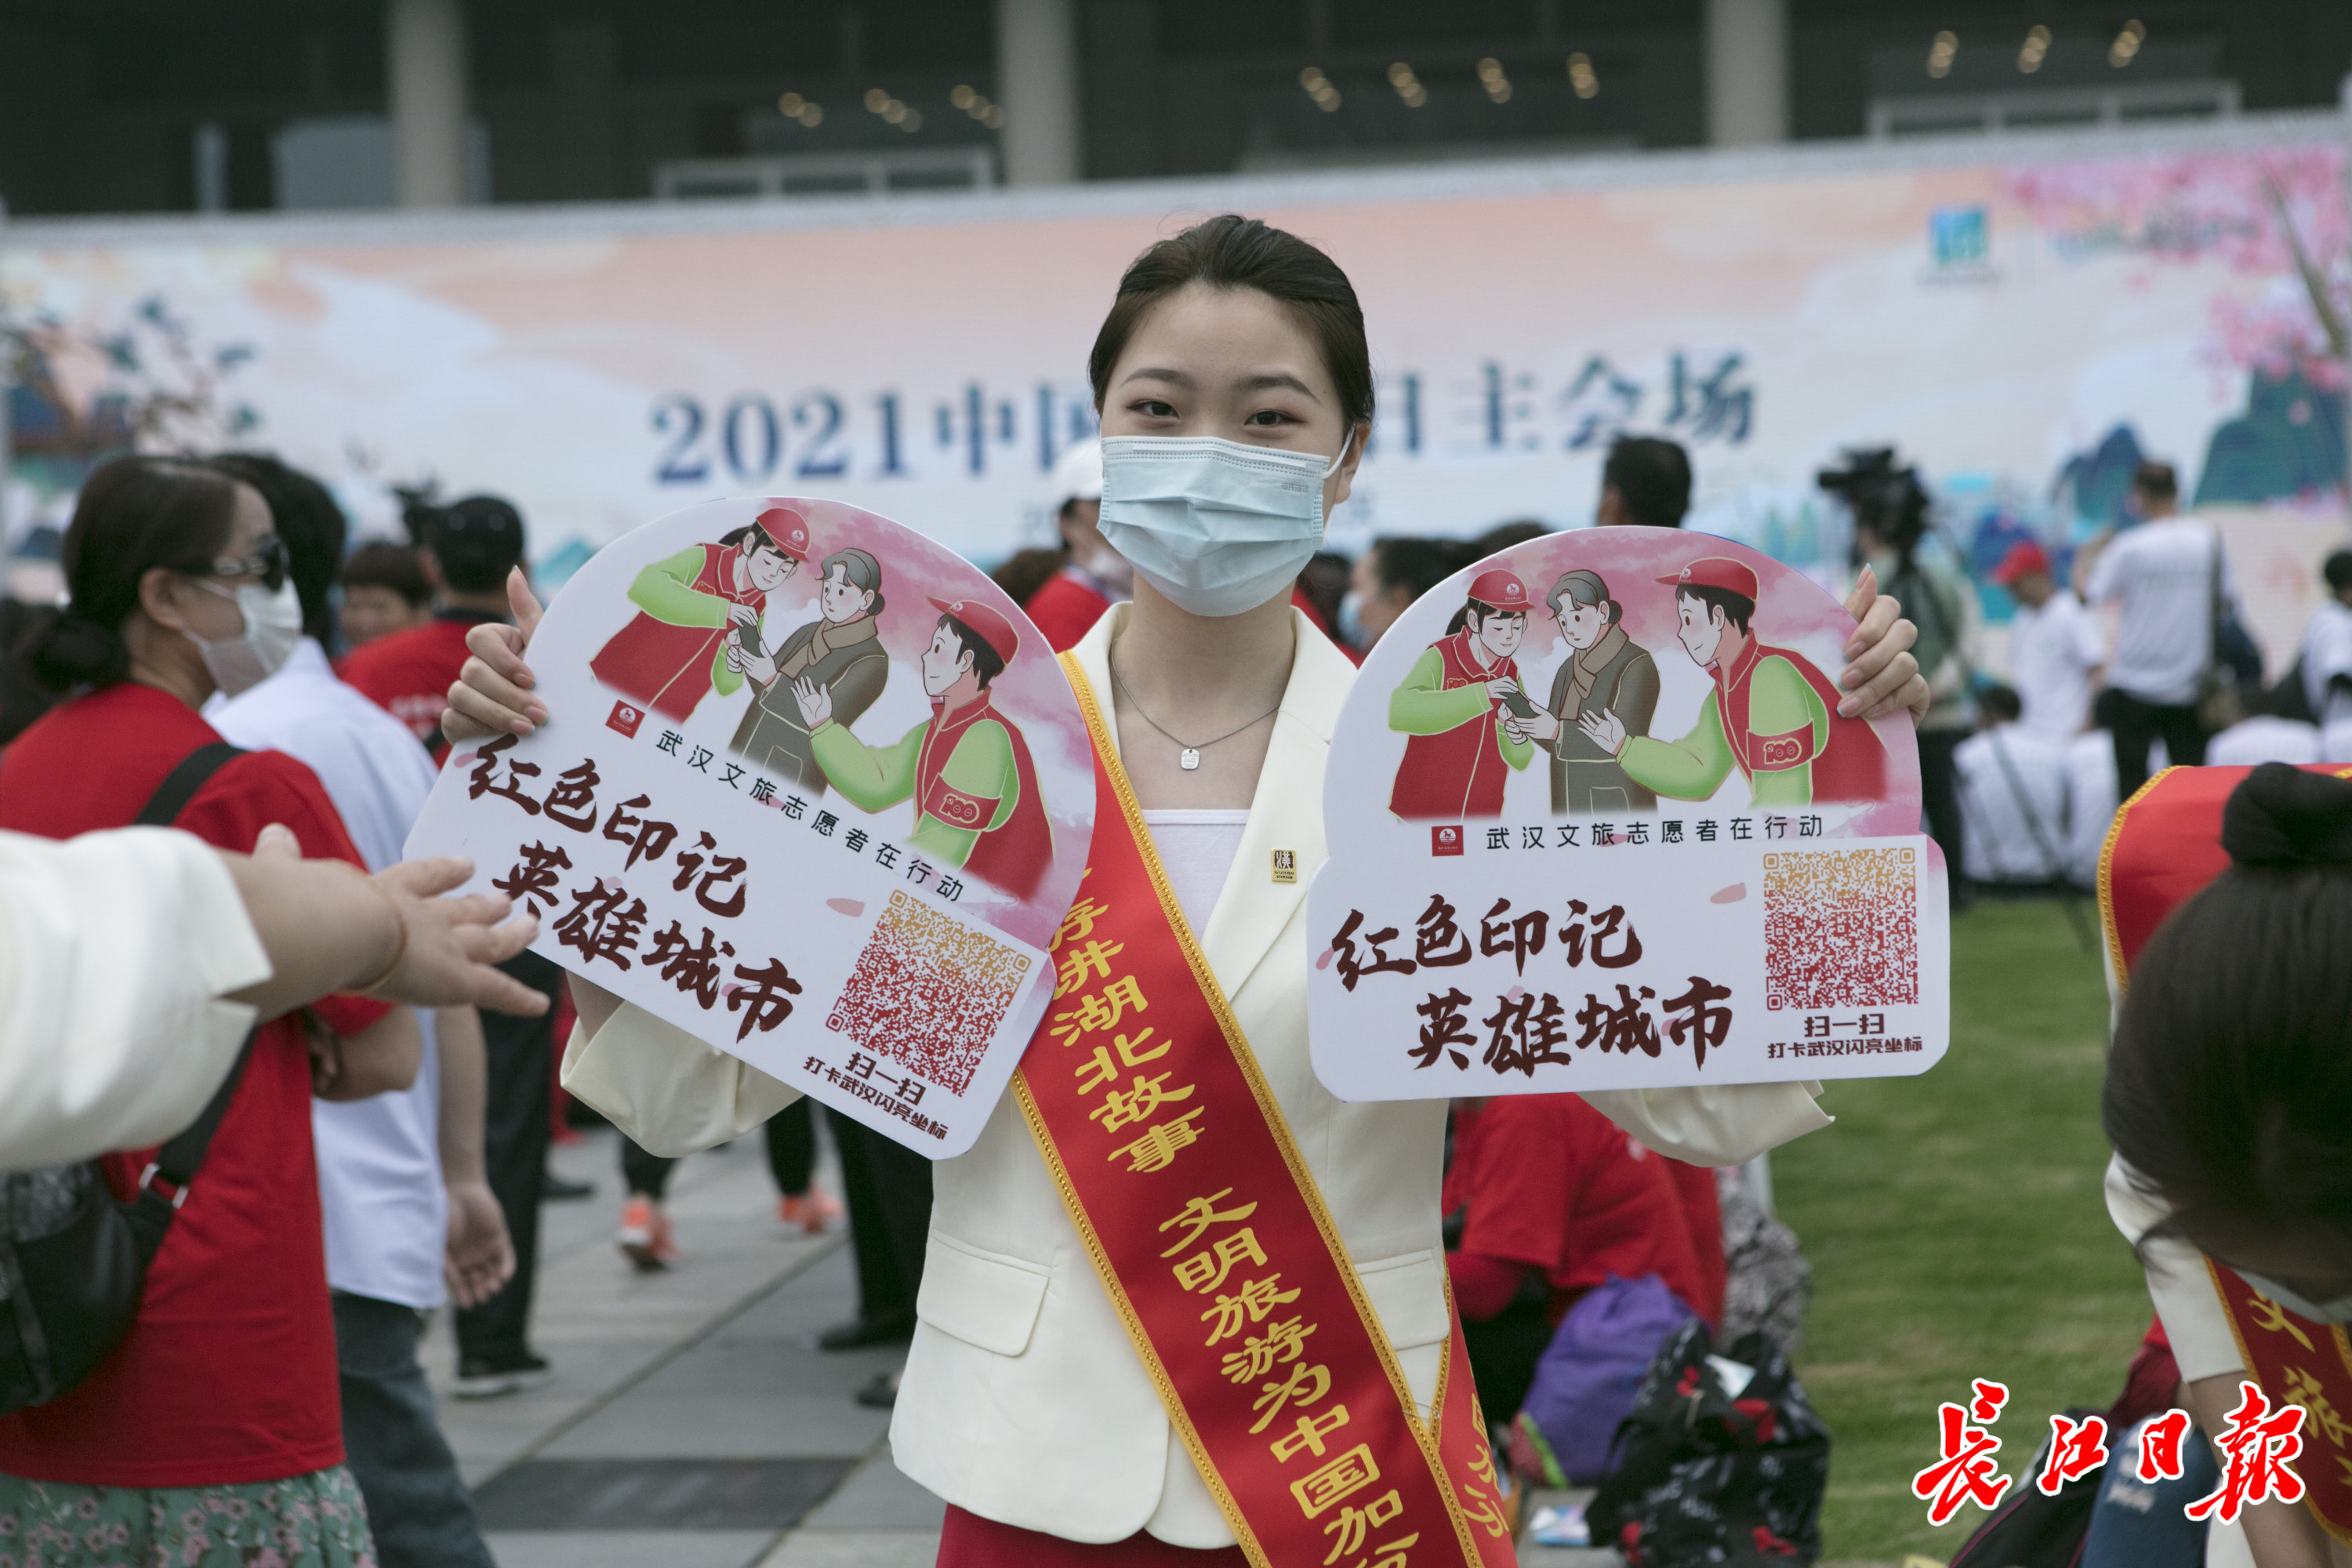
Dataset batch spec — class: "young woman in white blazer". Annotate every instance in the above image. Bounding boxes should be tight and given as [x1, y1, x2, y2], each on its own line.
[443, 215, 1930, 1566]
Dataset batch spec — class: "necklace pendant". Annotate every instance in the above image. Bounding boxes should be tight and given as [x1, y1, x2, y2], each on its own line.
[1180, 747, 1201, 771]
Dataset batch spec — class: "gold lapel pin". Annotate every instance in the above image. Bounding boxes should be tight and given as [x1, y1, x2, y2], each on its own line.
[1271, 849, 1298, 884]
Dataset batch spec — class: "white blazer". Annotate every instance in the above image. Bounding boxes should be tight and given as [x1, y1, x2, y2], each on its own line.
[561, 605, 1833, 1546]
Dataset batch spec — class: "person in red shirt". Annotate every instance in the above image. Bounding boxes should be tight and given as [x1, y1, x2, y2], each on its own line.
[1443, 1093, 1714, 1426]
[1021, 439, 1135, 652]
[0, 456, 423, 1560]
[340, 495, 530, 754]
[337, 539, 435, 650]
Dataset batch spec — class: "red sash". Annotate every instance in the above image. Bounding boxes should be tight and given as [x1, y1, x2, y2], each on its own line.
[1014, 654, 1515, 1568]
[1716, 640, 1886, 804]
[2098, 764, 2352, 1547]
[2205, 1262, 2352, 1545]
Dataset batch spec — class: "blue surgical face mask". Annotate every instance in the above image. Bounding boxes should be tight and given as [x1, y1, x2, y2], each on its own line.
[1098, 434, 1353, 619]
[1337, 589, 1366, 648]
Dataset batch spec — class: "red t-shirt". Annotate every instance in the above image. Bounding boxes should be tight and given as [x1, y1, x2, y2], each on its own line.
[1443, 1096, 1708, 1326]
[1659, 1157, 1726, 1325]
[339, 611, 500, 748]
[1023, 569, 1112, 653]
[0, 681, 389, 1487]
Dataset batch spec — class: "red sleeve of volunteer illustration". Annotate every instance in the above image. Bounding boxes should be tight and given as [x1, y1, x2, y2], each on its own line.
[958, 706, 1053, 901]
[1757, 644, 1888, 804]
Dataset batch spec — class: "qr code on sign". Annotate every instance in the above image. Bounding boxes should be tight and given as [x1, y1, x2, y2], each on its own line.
[826, 891, 1033, 1096]
[1763, 848, 1920, 1010]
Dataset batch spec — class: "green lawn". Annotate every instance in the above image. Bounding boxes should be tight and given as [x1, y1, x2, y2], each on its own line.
[1774, 898, 2152, 1565]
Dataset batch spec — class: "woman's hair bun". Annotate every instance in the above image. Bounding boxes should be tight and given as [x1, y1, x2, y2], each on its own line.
[21, 611, 130, 693]
[2220, 761, 2352, 869]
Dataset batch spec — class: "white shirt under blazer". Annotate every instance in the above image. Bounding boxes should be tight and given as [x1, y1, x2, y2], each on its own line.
[561, 604, 1834, 1545]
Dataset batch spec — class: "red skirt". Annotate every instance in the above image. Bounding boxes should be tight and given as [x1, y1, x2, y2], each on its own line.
[939, 1504, 1249, 1566]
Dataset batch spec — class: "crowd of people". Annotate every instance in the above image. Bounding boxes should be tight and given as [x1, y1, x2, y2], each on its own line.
[0, 209, 2341, 1568]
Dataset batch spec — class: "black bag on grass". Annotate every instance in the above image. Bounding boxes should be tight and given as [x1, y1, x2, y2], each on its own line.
[1590, 1319, 1831, 1567]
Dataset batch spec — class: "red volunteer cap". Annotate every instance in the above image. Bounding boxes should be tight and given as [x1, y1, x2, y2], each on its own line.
[756, 504, 811, 562]
[1655, 557, 1760, 601]
[1991, 540, 2050, 586]
[930, 595, 1021, 665]
[1467, 568, 1531, 611]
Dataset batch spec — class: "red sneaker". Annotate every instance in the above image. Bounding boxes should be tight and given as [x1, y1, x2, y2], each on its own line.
[617, 1196, 680, 1271]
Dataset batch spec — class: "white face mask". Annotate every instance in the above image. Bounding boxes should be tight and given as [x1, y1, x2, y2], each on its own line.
[2238, 1270, 2352, 1325]
[1098, 434, 1352, 619]
[186, 577, 303, 697]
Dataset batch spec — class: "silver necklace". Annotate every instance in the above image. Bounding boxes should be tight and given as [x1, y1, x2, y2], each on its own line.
[1109, 648, 1281, 771]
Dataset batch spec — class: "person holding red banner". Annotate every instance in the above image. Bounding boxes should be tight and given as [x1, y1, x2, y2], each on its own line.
[442, 214, 1929, 1568]
[1385, 568, 1537, 820]
[2101, 763, 2352, 1568]
[586, 504, 809, 722]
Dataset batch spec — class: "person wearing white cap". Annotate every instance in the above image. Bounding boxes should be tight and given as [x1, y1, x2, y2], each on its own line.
[1022, 438, 1134, 652]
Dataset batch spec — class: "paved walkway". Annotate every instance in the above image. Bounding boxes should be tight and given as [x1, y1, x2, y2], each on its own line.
[426, 1124, 1607, 1566]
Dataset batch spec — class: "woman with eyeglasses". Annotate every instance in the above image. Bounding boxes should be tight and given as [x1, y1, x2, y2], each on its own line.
[0, 456, 424, 1564]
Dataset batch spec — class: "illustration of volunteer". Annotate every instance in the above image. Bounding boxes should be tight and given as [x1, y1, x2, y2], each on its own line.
[1505, 568, 1661, 813]
[792, 596, 1051, 898]
[588, 505, 811, 721]
[1581, 557, 1887, 806]
[726, 547, 888, 793]
[1386, 567, 1537, 819]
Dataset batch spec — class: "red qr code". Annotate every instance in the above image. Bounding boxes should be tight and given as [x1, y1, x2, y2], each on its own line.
[826, 891, 1033, 1096]
[1763, 847, 1920, 1011]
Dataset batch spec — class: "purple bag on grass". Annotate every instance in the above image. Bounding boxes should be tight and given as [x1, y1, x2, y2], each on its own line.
[1508, 1272, 1697, 1487]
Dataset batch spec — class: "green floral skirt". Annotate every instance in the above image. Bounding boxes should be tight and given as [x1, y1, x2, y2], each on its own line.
[0, 1465, 375, 1568]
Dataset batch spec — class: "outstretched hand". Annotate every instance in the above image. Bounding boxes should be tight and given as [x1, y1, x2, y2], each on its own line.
[369, 855, 549, 1015]
[1578, 708, 1628, 755]
[442, 568, 549, 742]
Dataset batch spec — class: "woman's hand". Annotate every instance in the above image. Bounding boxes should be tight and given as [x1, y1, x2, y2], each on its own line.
[1579, 709, 1628, 755]
[1840, 565, 1930, 723]
[225, 827, 550, 1020]
[368, 855, 548, 1014]
[442, 569, 548, 742]
[444, 1178, 517, 1308]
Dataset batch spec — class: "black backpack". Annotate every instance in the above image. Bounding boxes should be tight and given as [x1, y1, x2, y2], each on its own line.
[0, 742, 253, 1414]
[1939, 1408, 2107, 1568]
[1589, 1319, 1833, 1568]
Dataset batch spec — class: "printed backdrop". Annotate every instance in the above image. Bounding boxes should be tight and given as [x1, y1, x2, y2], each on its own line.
[3, 130, 2345, 658]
